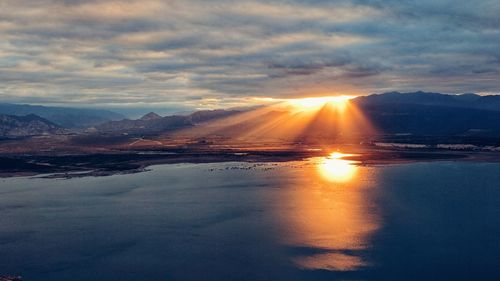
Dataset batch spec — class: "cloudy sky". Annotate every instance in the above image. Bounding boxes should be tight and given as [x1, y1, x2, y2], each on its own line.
[0, 0, 499, 110]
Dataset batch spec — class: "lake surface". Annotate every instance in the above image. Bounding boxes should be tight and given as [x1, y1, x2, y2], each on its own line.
[1, 157, 500, 280]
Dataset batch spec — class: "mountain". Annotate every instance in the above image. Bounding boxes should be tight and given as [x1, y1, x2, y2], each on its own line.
[140, 112, 162, 121]
[0, 103, 125, 128]
[352, 92, 500, 137]
[0, 114, 65, 137]
[354, 91, 500, 111]
[96, 109, 242, 134]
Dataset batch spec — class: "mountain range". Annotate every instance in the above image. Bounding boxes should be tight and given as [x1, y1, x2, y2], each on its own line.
[354, 91, 500, 111]
[94, 109, 241, 134]
[352, 92, 500, 137]
[0, 103, 125, 128]
[2, 92, 500, 139]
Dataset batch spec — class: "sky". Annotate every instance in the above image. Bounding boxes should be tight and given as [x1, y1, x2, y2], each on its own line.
[0, 0, 499, 111]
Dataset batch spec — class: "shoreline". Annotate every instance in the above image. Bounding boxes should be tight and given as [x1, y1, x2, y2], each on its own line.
[1, 147, 499, 179]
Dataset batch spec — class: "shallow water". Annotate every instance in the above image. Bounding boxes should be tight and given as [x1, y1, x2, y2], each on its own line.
[1, 159, 500, 280]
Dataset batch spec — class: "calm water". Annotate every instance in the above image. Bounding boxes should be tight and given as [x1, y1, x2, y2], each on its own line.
[1, 157, 500, 280]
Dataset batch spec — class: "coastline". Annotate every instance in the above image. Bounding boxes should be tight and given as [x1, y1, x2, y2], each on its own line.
[1, 146, 498, 179]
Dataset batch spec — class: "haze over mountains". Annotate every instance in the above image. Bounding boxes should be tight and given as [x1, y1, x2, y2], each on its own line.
[0, 103, 124, 128]
[95, 109, 240, 134]
[1, 91, 500, 139]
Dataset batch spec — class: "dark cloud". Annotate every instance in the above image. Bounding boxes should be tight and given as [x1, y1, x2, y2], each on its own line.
[0, 0, 499, 108]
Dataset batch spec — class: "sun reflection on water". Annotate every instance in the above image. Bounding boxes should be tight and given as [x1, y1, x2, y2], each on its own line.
[277, 152, 379, 272]
[318, 152, 358, 183]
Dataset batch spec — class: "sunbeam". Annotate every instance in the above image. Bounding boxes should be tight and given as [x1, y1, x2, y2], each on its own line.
[168, 95, 378, 147]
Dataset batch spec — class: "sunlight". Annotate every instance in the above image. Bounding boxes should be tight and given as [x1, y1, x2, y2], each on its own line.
[172, 94, 377, 144]
[329, 151, 345, 159]
[318, 152, 358, 183]
[288, 96, 352, 111]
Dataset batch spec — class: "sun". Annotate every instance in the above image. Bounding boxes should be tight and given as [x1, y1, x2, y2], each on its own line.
[288, 96, 352, 111]
[329, 152, 345, 159]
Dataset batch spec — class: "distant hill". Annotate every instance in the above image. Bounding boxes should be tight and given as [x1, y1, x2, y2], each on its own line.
[352, 92, 500, 137]
[0, 103, 125, 128]
[96, 109, 241, 134]
[0, 114, 65, 137]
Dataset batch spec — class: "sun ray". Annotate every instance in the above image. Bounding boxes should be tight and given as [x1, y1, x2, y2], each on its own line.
[166, 94, 378, 147]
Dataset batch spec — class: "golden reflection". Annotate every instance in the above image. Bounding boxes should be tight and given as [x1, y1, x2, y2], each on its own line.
[318, 152, 358, 183]
[293, 252, 365, 271]
[276, 154, 379, 272]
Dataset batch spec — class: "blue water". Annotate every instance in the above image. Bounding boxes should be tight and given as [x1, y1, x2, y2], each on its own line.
[1, 161, 500, 280]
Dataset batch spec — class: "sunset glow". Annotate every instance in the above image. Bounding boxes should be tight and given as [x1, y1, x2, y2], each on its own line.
[0, 0, 498, 279]
[172, 94, 377, 143]
[287, 96, 352, 111]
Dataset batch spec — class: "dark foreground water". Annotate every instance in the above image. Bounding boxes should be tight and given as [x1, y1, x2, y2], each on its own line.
[1, 158, 500, 281]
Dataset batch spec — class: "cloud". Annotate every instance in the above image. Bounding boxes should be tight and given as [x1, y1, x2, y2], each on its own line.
[0, 0, 499, 108]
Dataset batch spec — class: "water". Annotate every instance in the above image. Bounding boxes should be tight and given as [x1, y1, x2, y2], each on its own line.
[1, 159, 500, 280]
